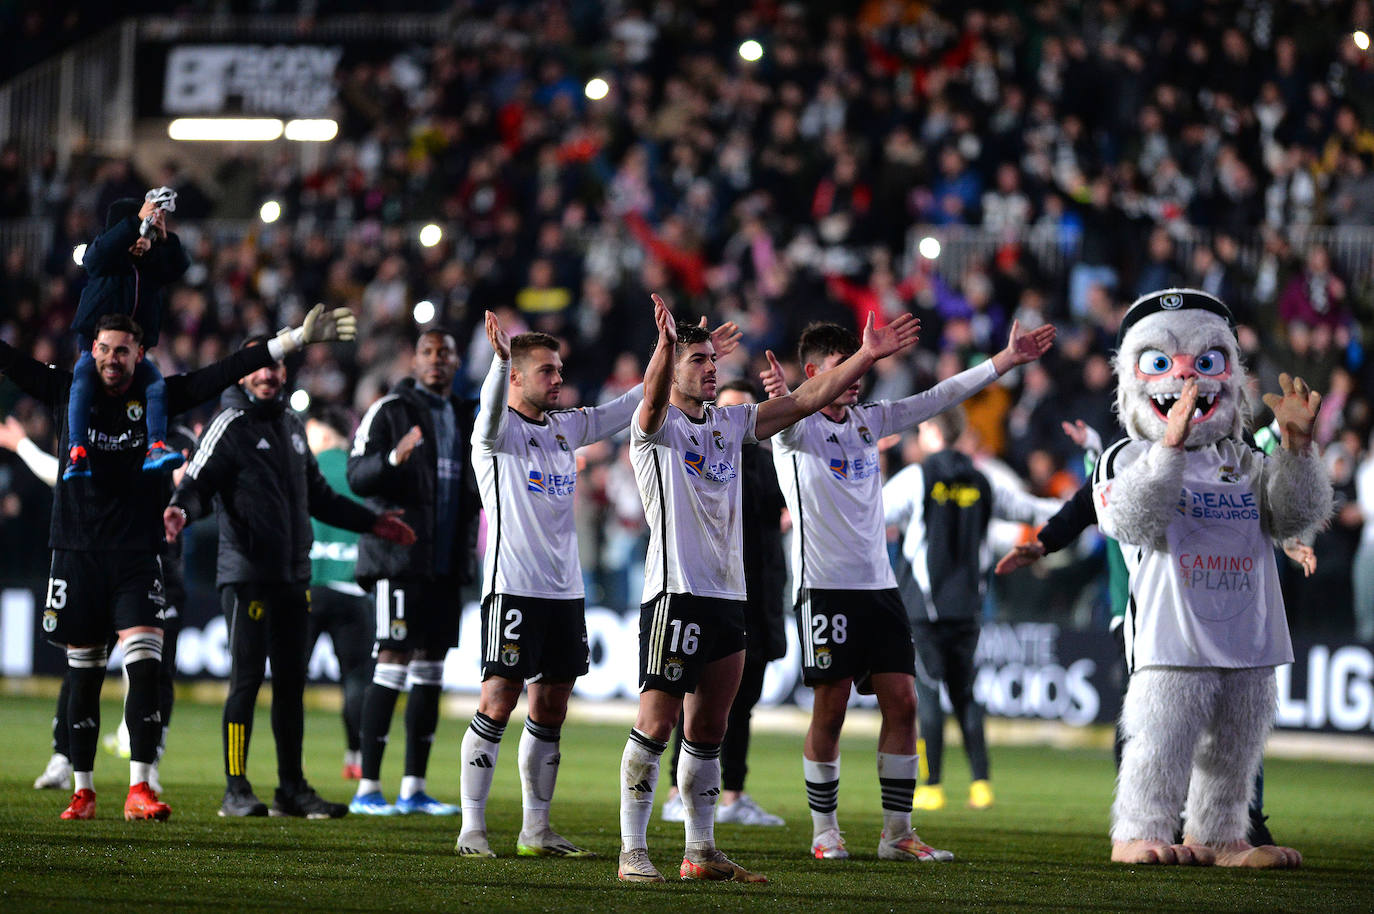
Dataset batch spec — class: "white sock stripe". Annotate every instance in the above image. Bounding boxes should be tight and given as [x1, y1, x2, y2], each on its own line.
[407, 660, 444, 686]
[66, 646, 108, 668]
[372, 662, 407, 691]
[122, 632, 163, 665]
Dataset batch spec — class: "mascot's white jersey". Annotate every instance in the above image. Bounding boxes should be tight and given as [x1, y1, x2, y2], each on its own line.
[1094, 436, 1294, 671]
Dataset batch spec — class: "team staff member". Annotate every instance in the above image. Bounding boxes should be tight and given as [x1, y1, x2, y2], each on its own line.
[883, 407, 1061, 813]
[616, 294, 917, 885]
[305, 406, 376, 782]
[2, 305, 352, 821]
[347, 327, 481, 817]
[166, 339, 415, 819]
[761, 319, 1053, 862]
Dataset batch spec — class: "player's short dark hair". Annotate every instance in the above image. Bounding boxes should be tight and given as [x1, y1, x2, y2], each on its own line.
[673, 321, 711, 359]
[510, 331, 560, 366]
[309, 404, 354, 440]
[94, 313, 143, 344]
[417, 326, 457, 347]
[798, 322, 858, 367]
[927, 406, 966, 447]
[717, 378, 758, 399]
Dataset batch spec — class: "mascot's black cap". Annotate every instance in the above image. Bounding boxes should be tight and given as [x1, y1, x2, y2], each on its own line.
[106, 197, 142, 230]
[1116, 288, 1237, 348]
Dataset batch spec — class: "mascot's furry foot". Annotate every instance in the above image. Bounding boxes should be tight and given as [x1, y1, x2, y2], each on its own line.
[1111, 839, 1214, 866]
[1186, 838, 1301, 869]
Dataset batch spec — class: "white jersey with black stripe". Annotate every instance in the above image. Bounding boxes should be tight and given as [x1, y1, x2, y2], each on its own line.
[631, 402, 758, 603]
[473, 354, 642, 601]
[773, 359, 1000, 601]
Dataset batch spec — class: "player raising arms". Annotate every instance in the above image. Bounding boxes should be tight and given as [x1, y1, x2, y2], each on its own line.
[761, 318, 1054, 862]
[616, 294, 918, 884]
[457, 310, 739, 858]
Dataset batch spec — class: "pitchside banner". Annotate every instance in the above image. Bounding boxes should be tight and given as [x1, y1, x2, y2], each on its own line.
[4, 583, 1371, 735]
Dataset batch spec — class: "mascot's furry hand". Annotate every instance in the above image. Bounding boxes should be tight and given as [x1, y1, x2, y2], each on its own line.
[1260, 373, 1320, 454]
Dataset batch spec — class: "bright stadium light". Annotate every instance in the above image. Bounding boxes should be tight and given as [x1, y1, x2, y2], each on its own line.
[289, 389, 311, 412]
[419, 224, 443, 248]
[413, 300, 436, 324]
[284, 119, 339, 142]
[918, 236, 942, 260]
[260, 200, 282, 224]
[168, 118, 284, 141]
[739, 40, 764, 62]
[72, 243, 87, 266]
[585, 77, 610, 100]
[1356, 30, 1371, 51]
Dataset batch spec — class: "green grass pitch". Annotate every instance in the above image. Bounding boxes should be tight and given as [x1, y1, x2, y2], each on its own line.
[1, 692, 1371, 912]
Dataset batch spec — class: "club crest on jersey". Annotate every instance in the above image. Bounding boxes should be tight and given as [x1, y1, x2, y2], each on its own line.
[528, 470, 548, 493]
[814, 646, 833, 670]
[829, 458, 849, 480]
[501, 643, 521, 666]
[292, 433, 306, 454]
[248, 600, 265, 621]
[126, 400, 144, 421]
[858, 425, 873, 445]
[712, 430, 725, 451]
[1218, 464, 1241, 483]
[391, 620, 407, 641]
[663, 657, 684, 682]
[555, 433, 569, 452]
[42, 609, 57, 633]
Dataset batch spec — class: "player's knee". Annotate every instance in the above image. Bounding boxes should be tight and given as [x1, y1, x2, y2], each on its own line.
[66, 645, 108, 669]
[478, 676, 522, 721]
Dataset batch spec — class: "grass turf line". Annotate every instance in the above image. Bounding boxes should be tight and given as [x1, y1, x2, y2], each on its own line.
[0, 694, 1370, 913]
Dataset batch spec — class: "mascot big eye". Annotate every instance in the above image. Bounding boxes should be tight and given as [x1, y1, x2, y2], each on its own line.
[1093, 289, 1331, 869]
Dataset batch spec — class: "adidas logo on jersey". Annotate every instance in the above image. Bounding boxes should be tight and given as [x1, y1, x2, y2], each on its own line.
[256, 438, 271, 450]
[826, 434, 840, 444]
[528, 437, 539, 447]
[469, 753, 494, 769]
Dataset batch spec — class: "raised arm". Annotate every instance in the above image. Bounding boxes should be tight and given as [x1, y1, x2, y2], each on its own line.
[474, 310, 512, 448]
[637, 293, 677, 436]
[754, 311, 919, 440]
[884, 320, 1056, 433]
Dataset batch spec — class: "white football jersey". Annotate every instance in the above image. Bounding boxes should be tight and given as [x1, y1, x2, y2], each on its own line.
[774, 359, 999, 599]
[631, 401, 758, 602]
[1093, 437, 1293, 670]
[473, 355, 642, 600]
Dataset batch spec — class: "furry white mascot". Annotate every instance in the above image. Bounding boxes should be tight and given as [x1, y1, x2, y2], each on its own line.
[1093, 289, 1332, 868]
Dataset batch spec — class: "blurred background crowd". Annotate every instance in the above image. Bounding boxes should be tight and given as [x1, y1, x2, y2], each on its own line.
[1, 0, 1372, 641]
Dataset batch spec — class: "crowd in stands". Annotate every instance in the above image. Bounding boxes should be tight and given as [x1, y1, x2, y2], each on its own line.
[2, 0, 1373, 638]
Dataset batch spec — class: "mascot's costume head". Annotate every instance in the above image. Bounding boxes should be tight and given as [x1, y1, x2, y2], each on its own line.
[1114, 288, 1249, 446]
